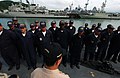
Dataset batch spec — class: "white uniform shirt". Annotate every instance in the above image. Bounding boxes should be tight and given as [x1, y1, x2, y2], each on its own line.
[32, 30, 35, 33]
[42, 31, 46, 36]
[0, 31, 3, 35]
[31, 67, 70, 78]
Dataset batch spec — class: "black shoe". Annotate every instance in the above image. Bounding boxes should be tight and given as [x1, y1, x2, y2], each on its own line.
[76, 65, 80, 69]
[70, 65, 74, 69]
[8, 65, 14, 71]
[16, 65, 20, 70]
[63, 63, 67, 67]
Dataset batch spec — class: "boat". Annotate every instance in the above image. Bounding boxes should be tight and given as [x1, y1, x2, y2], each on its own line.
[1, 0, 120, 19]
[65, 0, 120, 19]
[0, 0, 69, 18]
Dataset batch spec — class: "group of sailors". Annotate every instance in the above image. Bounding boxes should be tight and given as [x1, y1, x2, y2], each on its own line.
[0, 18, 120, 71]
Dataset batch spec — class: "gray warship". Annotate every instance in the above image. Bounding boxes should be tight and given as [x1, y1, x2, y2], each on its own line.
[64, 0, 120, 19]
[0, 0, 69, 18]
[0, 0, 120, 19]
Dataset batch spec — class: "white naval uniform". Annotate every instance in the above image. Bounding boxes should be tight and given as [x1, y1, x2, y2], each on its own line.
[31, 67, 70, 78]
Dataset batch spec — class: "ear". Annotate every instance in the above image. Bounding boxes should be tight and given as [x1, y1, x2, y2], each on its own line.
[55, 57, 62, 66]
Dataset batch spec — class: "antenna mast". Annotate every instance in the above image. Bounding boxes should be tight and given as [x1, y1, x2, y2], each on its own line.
[84, 0, 89, 11]
[69, 2, 73, 12]
[101, 0, 107, 12]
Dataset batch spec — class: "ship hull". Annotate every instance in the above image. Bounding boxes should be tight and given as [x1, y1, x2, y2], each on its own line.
[79, 13, 120, 20]
[0, 12, 69, 18]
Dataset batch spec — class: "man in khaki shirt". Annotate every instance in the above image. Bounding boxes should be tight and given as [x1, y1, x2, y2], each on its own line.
[31, 43, 70, 78]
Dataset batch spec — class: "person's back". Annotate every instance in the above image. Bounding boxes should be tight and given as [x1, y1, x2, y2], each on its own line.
[31, 42, 70, 78]
[31, 68, 69, 78]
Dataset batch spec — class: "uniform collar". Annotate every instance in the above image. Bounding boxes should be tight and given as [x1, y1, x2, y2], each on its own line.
[0, 31, 3, 35]
[42, 31, 46, 36]
[118, 31, 120, 34]
[42, 67, 60, 74]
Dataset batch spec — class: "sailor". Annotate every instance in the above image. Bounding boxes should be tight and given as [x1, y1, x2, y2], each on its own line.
[29, 23, 36, 34]
[7, 21, 15, 30]
[105, 26, 120, 63]
[31, 43, 70, 78]
[49, 21, 59, 41]
[96, 24, 114, 62]
[12, 18, 20, 28]
[0, 23, 20, 70]
[55, 20, 70, 67]
[69, 26, 85, 69]
[96, 23, 102, 30]
[7, 21, 22, 59]
[84, 23, 90, 36]
[66, 20, 76, 41]
[35, 20, 40, 30]
[28, 23, 40, 56]
[90, 24, 96, 33]
[36, 21, 53, 54]
[18, 24, 37, 70]
[84, 27, 101, 62]
[64, 21, 69, 29]
[7, 21, 21, 33]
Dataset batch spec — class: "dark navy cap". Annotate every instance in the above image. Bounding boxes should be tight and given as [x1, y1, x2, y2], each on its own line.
[65, 21, 68, 24]
[35, 20, 39, 23]
[19, 24, 26, 29]
[92, 24, 96, 27]
[117, 26, 120, 30]
[7, 21, 13, 27]
[59, 20, 65, 26]
[30, 23, 35, 28]
[40, 21, 46, 28]
[97, 23, 101, 26]
[107, 24, 114, 29]
[12, 18, 18, 21]
[51, 21, 56, 25]
[78, 26, 84, 32]
[43, 43, 63, 61]
[95, 27, 102, 32]
[85, 23, 88, 26]
[69, 20, 74, 24]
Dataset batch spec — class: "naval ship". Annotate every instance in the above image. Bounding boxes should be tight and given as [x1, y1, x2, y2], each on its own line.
[64, 0, 120, 19]
[0, 0, 69, 18]
[0, 0, 120, 19]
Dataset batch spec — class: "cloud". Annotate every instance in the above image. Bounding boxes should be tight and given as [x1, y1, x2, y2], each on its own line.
[1, 0, 120, 12]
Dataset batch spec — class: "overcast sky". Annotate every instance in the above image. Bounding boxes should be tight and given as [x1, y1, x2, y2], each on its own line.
[1, 0, 120, 12]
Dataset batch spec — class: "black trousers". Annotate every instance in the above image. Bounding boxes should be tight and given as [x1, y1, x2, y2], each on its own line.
[84, 47, 95, 61]
[70, 53, 81, 65]
[105, 47, 120, 61]
[95, 44, 108, 61]
[1, 46, 20, 66]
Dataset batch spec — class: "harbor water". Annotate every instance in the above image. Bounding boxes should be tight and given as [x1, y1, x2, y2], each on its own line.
[0, 18, 120, 30]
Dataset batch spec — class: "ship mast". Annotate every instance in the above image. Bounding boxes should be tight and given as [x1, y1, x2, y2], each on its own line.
[84, 0, 89, 11]
[101, 0, 107, 12]
[69, 3, 73, 12]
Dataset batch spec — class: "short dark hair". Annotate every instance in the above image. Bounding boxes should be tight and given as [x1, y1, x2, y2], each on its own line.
[43, 43, 63, 67]
[44, 55, 62, 66]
